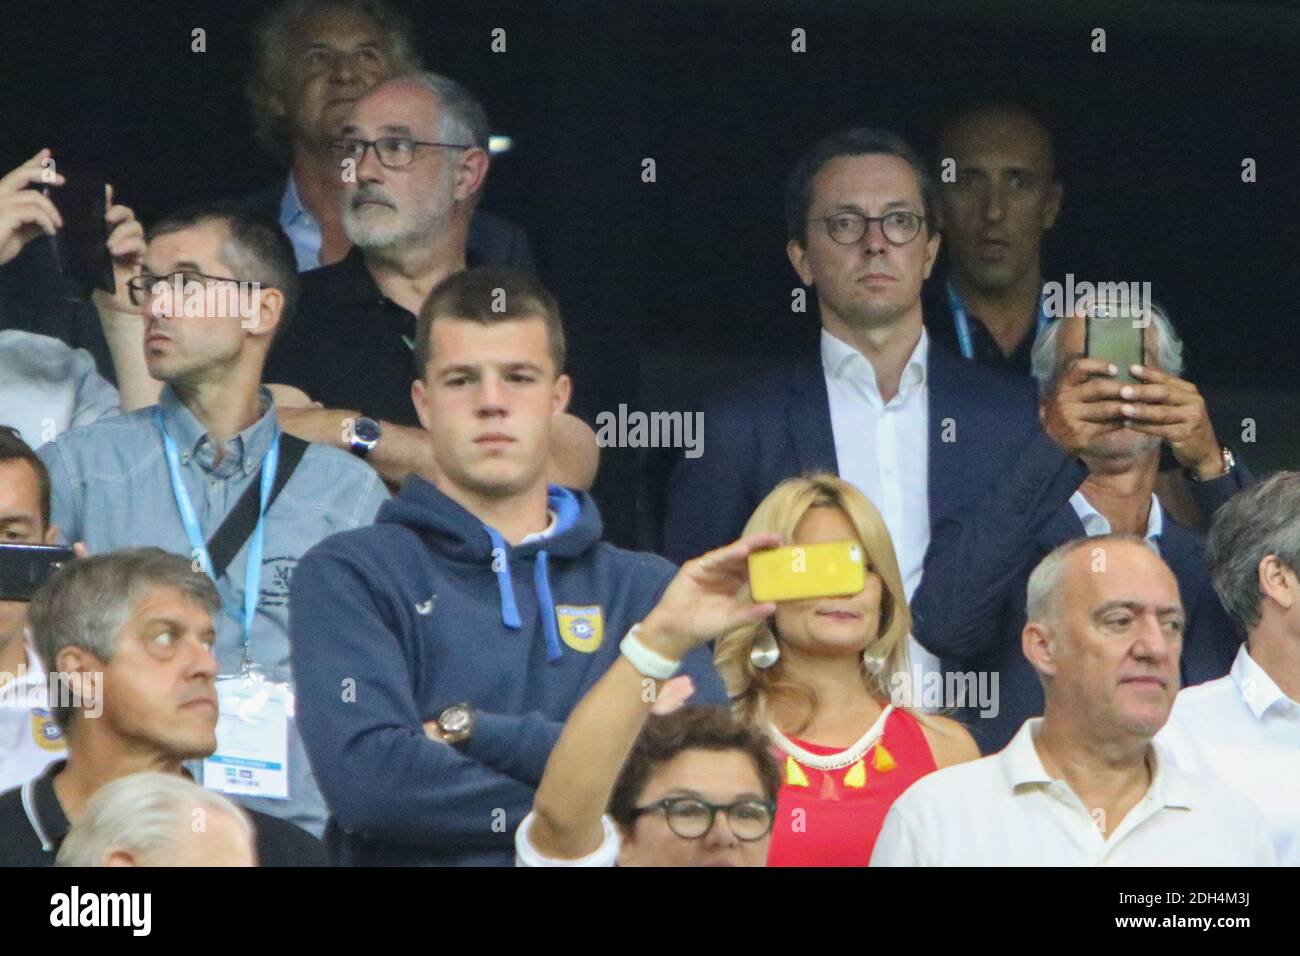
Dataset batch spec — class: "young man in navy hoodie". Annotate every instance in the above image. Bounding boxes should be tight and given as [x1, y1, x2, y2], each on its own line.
[290, 266, 751, 866]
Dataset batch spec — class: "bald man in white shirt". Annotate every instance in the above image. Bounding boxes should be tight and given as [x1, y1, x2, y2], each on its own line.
[871, 534, 1273, 866]
[1158, 471, 1300, 865]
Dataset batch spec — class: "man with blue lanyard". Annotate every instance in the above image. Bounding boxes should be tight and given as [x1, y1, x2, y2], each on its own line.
[924, 103, 1062, 376]
[36, 202, 390, 837]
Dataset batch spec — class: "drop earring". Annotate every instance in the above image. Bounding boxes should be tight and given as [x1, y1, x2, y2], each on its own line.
[750, 630, 780, 669]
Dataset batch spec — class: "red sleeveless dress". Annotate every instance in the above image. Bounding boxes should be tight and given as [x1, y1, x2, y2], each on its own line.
[765, 707, 938, 867]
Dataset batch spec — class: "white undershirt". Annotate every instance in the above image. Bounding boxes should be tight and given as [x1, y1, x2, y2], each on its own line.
[821, 327, 935, 684]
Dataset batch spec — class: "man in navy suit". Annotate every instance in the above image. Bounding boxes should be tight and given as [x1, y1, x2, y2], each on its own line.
[662, 127, 1099, 681]
[911, 304, 1249, 752]
[239, 0, 532, 273]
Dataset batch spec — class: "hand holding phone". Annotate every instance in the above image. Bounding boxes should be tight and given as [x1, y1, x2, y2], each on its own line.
[1084, 305, 1145, 385]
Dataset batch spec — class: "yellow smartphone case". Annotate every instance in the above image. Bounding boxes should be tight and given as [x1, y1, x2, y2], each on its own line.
[747, 541, 865, 603]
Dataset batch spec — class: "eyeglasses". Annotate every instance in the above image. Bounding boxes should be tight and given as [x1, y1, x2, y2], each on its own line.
[126, 271, 243, 308]
[632, 796, 776, 842]
[810, 210, 925, 246]
[330, 136, 472, 170]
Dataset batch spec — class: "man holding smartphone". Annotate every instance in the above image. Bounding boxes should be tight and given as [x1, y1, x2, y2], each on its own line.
[911, 304, 1250, 751]
[0, 429, 67, 792]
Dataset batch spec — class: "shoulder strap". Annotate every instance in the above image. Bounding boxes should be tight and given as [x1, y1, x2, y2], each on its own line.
[207, 434, 310, 579]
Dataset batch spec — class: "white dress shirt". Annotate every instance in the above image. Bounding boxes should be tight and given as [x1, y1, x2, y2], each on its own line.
[1069, 490, 1163, 555]
[821, 328, 935, 681]
[1157, 644, 1300, 865]
[870, 718, 1274, 866]
[0, 645, 65, 793]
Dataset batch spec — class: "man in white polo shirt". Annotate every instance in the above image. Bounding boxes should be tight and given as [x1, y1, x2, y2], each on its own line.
[0, 429, 66, 791]
[1157, 472, 1300, 865]
[871, 534, 1273, 866]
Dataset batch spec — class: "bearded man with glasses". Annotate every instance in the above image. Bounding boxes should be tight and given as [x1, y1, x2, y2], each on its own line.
[262, 72, 600, 493]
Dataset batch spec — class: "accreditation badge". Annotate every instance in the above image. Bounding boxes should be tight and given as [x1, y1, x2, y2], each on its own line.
[202, 675, 290, 800]
[556, 605, 604, 653]
[31, 708, 66, 752]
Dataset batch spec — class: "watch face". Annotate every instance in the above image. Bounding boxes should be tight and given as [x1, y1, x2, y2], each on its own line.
[353, 417, 381, 444]
[441, 707, 471, 734]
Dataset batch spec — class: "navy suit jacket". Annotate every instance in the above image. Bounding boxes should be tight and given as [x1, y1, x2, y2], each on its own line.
[661, 337, 1062, 565]
[911, 435, 1251, 754]
[240, 181, 535, 271]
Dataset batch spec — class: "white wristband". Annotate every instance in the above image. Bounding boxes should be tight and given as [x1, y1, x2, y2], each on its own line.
[619, 624, 681, 681]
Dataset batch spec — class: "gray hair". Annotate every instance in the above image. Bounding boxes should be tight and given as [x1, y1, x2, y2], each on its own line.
[247, 0, 424, 162]
[1030, 300, 1185, 398]
[389, 71, 492, 151]
[1025, 533, 1149, 628]
[1207, 471, 1300, 631]
[28, 548, 220, 729]
[56, 772, 254, 867]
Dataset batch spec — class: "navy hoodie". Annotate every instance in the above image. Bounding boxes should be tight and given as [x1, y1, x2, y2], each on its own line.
[290, 476, 727, 866]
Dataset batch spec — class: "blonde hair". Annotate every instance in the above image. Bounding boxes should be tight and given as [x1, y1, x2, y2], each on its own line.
[715, 473, 913, 734]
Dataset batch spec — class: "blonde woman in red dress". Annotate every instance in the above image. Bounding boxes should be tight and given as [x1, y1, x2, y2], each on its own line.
[715, 473, 979, 866]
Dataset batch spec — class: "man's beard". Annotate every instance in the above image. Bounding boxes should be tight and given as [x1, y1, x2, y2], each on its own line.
[343, 174, 456, 255]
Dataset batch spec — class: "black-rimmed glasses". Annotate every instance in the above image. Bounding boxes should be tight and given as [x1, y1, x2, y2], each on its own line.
[632, 796, 776, 841]
[810, 210, 925, 246]
[126, 271, 244, 307]
[330, 136, 472, 169]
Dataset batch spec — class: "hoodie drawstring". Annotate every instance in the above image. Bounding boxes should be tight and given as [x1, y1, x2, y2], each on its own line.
[483, 528, 563, 663]
[534, 550, 562, 663]
[483, 526, 522, 630]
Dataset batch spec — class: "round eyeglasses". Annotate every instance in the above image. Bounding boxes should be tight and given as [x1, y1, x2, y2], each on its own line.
[810, 210, 925, 246]
[632, 796, 776, 842]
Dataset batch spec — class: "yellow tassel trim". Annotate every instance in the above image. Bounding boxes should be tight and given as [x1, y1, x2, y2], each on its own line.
[786, 756, 809, 787]
[873, 742, 896, 772]
[843, 759, 866, 788]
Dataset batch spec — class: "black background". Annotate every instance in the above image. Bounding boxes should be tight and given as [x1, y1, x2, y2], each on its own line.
[4, 0, 1296, 544]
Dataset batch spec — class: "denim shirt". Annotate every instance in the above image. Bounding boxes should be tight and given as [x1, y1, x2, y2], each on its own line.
[37, 385, 390, 835]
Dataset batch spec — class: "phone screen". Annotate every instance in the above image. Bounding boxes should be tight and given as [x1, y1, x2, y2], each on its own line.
[1085, 311, 1145, 385]
[0, 544, 77, 602]
[38, 171, 114, 299]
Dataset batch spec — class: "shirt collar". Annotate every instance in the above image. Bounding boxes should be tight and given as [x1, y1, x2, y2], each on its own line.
[520, 510, 559, 545]
[1069, 491, 1163, 545]
[1231, 643, 1293, 720]
[157, 384, 279, 474]
[279, 175, 314, 227]
[820, 327, 929, 390]
[23, 758, 70, 851]
[1000, 718, 1194, 810]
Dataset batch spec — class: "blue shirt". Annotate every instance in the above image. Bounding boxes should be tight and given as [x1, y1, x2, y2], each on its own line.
[37, 385, 390, 834]
[279, 177, 324, 272]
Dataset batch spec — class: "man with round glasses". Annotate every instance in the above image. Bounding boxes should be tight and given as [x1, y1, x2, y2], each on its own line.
[665, 126, 1078, 705]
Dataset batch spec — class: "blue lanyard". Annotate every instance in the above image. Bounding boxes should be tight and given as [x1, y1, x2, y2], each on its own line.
[155, 408, 280, 669]
[946, 280, 1051, 360]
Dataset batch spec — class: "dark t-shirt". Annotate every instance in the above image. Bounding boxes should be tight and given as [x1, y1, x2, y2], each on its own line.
[0, 761, 326, 867]
[923, 280, 1037, 377]
[264, 247, 484, 427]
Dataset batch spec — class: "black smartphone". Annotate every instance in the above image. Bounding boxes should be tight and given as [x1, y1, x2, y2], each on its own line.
[1085, 309, 1145, 385]
[32, 170, 115, 299]
[0, 544, 76, 602]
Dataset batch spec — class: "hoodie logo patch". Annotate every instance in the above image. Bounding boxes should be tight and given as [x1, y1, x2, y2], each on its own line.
[556, 605, 604, 653]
